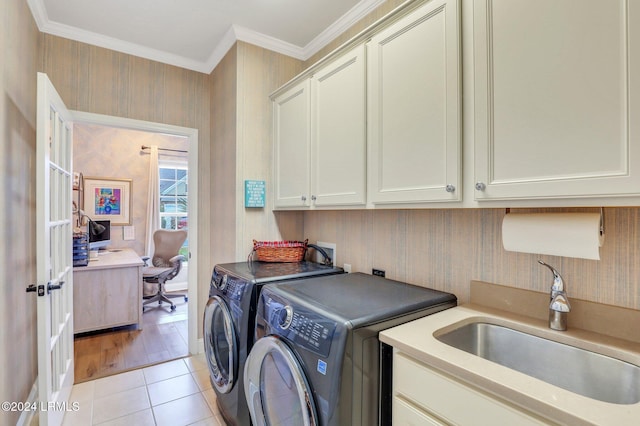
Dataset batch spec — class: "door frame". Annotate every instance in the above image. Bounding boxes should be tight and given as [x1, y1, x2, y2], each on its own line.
[71, 111, 200, 355]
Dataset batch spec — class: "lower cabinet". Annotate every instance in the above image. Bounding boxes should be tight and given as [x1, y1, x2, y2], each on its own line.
[393, 351, 551, 425]
[394, 397, 447, 426]
[73, 249, 143, 333]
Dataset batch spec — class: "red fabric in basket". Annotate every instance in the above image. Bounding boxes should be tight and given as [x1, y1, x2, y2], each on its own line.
[253, 240, 307, 248]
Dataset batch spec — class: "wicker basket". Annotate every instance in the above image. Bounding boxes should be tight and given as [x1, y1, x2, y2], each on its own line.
[251, 239, 308, 262]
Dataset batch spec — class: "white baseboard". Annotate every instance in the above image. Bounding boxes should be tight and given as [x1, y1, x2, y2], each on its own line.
[195, 338, 205, 354]
[165, 281, 187, 292]
[16, 379, 38, 426]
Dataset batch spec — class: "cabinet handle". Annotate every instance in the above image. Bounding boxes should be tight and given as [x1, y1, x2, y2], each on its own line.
[311, 195, 317, 201]
[301, 195, 307, 202]
[475, 182, 486, 191]
[445, 184, 456, 193]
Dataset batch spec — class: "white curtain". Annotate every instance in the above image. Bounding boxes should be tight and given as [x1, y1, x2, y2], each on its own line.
[145, 145, 160, 257]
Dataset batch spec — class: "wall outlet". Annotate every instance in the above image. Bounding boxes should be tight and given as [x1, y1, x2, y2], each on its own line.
[372, 269, 385, 277]
[123, 226, 135, 241]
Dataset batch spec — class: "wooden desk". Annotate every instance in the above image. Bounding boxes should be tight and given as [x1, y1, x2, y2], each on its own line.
[73, 248, 144, 334]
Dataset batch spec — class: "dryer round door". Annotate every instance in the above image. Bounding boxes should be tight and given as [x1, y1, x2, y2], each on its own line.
[204, 296, 237, 394]
[244, 335, 318, 426]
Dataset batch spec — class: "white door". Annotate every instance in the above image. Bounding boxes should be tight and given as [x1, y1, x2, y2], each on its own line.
[31, 72, 74, 426]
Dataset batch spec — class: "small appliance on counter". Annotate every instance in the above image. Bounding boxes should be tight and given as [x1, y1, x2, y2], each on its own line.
[204, 254, 343, 426]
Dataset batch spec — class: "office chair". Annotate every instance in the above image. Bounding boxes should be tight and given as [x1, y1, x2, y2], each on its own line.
[142, 229, 188, 312]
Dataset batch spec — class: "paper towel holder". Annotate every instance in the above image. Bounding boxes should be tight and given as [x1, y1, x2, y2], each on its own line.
[504, 207, 605, 237]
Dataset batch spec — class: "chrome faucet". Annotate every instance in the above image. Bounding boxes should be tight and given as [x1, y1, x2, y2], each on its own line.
[538, 260, 571, 331]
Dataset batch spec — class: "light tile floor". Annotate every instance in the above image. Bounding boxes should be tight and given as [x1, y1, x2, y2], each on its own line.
[62, 354, 227, 426]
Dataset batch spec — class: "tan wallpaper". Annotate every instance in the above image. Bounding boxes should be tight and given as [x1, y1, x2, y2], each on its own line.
[210, 44, 239, 264]
[0, 0, 39, 421]
[73, 123, 189, 255]
[301, 208, 640, 310]
[234, 42, 306, 258]
[211, 41, 305, 263]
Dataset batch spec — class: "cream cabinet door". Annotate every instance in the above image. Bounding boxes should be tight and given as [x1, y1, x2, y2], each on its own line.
[474, 0, 640, 201]
[367, 0, 461, 204]
[273, 79, 312, 208]
[311, 44, 367, 207]
[394, 352, 548, 425]
[394, 397, 447, 426]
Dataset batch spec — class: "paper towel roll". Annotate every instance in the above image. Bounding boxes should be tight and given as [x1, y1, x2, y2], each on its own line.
[502, 212, 604, 260]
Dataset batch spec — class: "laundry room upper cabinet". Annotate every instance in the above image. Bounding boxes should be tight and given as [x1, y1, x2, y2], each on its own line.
[273, 45, 367, 209]
[273, 79, 312, 208]
[367, 0, 461, 205]
[310, 44, 367, 207]
[473, 0, 640, 201]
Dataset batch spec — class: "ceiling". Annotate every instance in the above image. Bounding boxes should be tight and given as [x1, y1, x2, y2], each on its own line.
[27, 0, 387, 74]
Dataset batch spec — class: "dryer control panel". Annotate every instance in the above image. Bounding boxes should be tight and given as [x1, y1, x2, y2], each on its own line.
[263, 295, 337, 357]
[211, 268, 248, 301]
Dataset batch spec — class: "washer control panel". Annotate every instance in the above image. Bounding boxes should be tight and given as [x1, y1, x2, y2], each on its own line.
[264, 296, 336, 357]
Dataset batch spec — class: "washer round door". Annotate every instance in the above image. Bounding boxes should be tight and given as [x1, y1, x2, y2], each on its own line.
[204, 295, 237, 394]
[244, 335, 318, 426]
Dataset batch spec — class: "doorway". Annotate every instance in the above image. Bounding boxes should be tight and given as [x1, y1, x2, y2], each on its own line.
[71, 111, 199, 382]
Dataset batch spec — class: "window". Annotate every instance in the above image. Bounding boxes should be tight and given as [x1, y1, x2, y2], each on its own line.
[159, 163, 188, 257]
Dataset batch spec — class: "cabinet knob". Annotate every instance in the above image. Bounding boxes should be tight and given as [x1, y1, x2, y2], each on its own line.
[301, 195, 307, 202]
[475, 182, 486, 191]
[311, 195, 317, 201]
[445, 184, 456, 193]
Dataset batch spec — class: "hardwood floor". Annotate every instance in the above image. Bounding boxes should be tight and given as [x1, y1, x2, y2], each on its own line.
[74, 292, 189, 383]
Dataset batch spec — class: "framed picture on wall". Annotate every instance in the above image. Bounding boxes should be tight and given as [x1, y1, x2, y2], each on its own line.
[82, 177, 132, 225]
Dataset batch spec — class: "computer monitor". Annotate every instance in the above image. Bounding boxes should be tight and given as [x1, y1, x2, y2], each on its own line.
[88, 220, 111, 250]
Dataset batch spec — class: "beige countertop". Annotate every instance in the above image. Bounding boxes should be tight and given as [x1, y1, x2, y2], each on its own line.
[74, 248, 144, 270]
[380, 303, 640, 425]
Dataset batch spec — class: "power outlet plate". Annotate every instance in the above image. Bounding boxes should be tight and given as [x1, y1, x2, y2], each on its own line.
[372, 269, 385, 277]
[314, 241, 336, 267]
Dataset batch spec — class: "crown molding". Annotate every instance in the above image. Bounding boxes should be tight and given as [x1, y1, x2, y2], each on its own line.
[26, 0, 388, 74]
[302, 0, 386, 58]
[203, 26, 240, 73]
[43, 20, 212, 73]
[234, 25, 306, 60]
